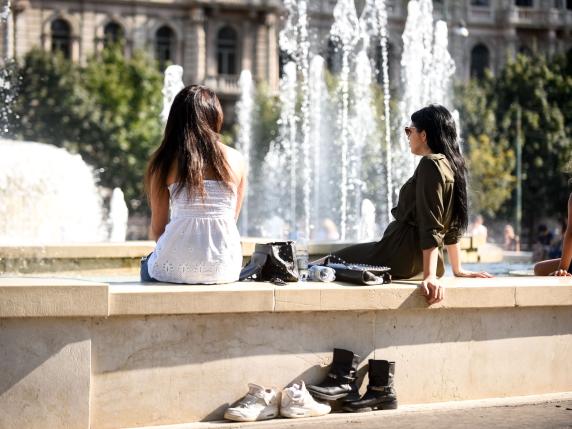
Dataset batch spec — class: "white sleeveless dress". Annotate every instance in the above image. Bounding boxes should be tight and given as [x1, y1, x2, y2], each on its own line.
[147, 180, 242, 284]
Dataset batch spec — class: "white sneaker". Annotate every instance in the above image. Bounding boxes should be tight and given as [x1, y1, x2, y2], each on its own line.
[224, 383, 280, 422]
[280, 381, 331, 418]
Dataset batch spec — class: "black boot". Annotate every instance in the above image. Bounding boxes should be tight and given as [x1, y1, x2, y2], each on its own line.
[343, 359, 397, 412]
[306, 348, 360, 401]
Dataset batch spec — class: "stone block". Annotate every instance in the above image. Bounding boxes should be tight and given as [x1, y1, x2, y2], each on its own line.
[0, 319, 91, 429]
[0, 277, 108, 317]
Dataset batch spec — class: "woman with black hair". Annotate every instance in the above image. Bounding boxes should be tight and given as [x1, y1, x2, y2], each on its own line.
[141, 85, 246, 284]
[334, 104, 491, 303]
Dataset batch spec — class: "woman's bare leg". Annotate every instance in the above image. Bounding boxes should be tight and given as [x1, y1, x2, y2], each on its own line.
[533, 258, 561, 276]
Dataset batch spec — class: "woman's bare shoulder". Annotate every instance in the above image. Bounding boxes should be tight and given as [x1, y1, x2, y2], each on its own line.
[220, 143, 245, 162]
[218, 142, 245, 182]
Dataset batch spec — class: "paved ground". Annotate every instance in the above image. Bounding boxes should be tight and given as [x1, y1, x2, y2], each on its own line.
[144, 393, 572, 429]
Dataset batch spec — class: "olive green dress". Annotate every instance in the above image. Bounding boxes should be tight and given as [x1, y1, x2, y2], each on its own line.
[336, 154, 461, 279]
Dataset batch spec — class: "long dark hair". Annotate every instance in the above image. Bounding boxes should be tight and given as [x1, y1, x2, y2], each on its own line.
[145, 85, 232, 201]
[411, 104, 469, 232]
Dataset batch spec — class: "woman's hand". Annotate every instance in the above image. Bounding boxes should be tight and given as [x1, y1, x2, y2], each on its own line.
[454, 269, 493, 278]
[419, 275, 444, 305]
[549, 269, 572, 277]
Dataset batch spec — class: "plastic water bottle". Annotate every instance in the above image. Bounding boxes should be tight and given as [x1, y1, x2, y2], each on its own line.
[296, 235, 309, 280]
[308, 265, 336, 282]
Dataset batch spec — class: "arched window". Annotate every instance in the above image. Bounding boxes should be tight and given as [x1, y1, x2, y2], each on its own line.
[217, 26, 238, 75]
[104, 22, 124, 47]
[51, 19, 72, 59]
[326, 39, 342, 74]
[155, 25, 175, 70]
[470, 44, 490, 80]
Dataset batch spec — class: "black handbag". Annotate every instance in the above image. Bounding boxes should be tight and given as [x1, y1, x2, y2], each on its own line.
[240, 241, 300, 284]
[321, 255, 391, 285]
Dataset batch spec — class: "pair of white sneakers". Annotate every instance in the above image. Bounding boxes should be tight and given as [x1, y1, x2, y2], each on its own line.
[224, 381, 331, 422]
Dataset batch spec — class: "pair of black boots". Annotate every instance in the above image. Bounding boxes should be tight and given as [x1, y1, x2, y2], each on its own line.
[306, 348, 397, 412]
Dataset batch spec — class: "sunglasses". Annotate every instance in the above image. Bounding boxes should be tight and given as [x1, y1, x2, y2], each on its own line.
[404, 126, 417, 137]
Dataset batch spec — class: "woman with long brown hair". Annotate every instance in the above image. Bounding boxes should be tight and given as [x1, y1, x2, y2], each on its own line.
[141, 85, 246, 284]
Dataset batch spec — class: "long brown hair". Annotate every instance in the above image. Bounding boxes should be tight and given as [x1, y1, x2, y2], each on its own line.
[145, 85, 232, 201]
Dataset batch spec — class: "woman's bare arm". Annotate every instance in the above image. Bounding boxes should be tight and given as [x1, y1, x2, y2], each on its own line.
[148, 175, 170, 241]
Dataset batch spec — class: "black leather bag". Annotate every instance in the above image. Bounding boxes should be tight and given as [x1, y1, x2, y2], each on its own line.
[240, 241, 300, 284]
[322, 255, 391, 285]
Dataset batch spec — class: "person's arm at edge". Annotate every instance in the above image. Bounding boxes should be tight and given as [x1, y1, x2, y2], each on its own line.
[234, 156, 246, 221]
[149, 174, 170, 242]
[553, 194, 572, 276]
[446, 242, 493, 278]
[420, 246, 442, 305]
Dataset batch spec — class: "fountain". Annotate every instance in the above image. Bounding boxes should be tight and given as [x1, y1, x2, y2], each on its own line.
[160, 65, 185, 125]
[239, 0, 426, 241]
[236, 69, 254, 234]
[0, 139, 106, 244]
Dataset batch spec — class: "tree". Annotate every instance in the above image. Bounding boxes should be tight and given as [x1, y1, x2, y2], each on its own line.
[81, 45, 163, 211]
[10, 48, 89, 147]
[8, 46, 163, 213]
[456, 53, 572, 239]
[455, 79, 516, 218]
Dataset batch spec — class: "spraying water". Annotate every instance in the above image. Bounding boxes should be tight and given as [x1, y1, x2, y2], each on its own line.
[109, 187, 129, 242]
[330, 0, 360, 240]
[0, 139, 106, 244]
[160, 65, 184, 125]
[236, 69, 254, 234]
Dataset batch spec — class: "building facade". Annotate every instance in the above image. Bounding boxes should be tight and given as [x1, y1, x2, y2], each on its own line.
[2, 0, 572, 114]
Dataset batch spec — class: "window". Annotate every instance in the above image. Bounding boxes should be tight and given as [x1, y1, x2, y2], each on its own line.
[104, 22, 124, 47]
[155, 26, 175, 70]
[51, 19, 71, 59]
[515, 0, 533, 6]
[519, 45, 533, 56]
[217, 26, 238, 75]
[326, 39, 342, 74]
[470, 44, 490, 80]
[471, 0, 490, 6]
[567, 0, 572, 9]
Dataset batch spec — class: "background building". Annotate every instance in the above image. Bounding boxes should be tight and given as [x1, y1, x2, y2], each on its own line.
[2, 0, 572, 117]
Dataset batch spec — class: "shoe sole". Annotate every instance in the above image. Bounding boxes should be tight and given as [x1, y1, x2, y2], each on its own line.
[280, 408, 330, 418]
[307, 390, 349, 401]
[343, 400, 398, 413]
[223, 411, 279, 422]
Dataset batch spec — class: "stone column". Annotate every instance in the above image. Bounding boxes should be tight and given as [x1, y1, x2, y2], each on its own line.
[12, 0, 28, 59]
[255, 16, 268, 82]
[265, 12, 279, 93]
[205, 18, 217, 79]
[498, 26, 517, 71]
[184, 6, 206, 84]
[547, 28, 557, 58]
[241, 19, 253, 73]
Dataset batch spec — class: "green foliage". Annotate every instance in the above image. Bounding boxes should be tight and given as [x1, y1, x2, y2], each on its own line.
[10, 48, 89, 147]
[82, 46, 163, 211]
[465, 134, 515, 217]
[456, 53, 572, 231]
[7, 46, 163, 213]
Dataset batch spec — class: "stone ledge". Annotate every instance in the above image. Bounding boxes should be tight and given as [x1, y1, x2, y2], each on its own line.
[0, 277, 109, 317]
[1, 276, 571, 318]
[109, 283, 275, 315]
